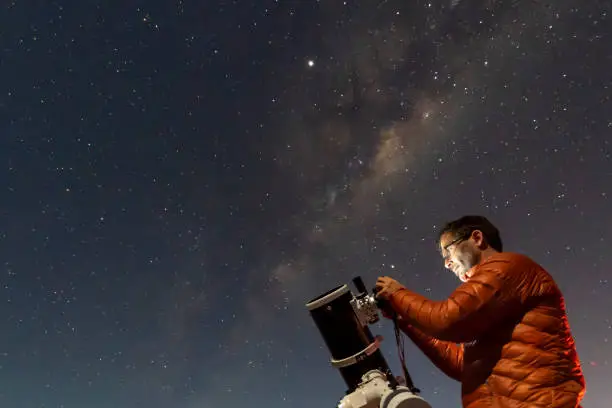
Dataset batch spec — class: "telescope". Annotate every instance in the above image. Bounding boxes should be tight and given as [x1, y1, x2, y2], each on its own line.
[305, 276, 432, 408]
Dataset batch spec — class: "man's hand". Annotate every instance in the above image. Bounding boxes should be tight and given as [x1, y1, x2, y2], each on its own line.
[375, 276, 406, 300]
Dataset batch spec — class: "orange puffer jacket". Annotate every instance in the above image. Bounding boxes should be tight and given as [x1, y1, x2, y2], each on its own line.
[388, 252, 586, 407]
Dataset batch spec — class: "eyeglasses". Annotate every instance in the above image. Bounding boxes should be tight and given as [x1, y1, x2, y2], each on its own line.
[440, 236, 467, 260]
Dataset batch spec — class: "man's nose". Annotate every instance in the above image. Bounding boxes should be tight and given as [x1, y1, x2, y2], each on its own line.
[445, 258, 453, 270]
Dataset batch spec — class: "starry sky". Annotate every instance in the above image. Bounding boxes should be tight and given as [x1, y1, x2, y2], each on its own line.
[0, 0, 610, 407]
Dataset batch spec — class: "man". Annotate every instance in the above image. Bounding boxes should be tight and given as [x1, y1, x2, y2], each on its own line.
[375, 215, 586, 407]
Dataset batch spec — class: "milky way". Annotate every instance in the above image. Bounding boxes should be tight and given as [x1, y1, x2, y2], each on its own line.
[0, 1, 609, 407]
[197, 1, 610, 407]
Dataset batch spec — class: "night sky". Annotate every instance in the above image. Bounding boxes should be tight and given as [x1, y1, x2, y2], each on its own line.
[1, 1, 610, 407]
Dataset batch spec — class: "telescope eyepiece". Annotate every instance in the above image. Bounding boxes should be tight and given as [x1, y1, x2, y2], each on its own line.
[352, 276, 368, 295]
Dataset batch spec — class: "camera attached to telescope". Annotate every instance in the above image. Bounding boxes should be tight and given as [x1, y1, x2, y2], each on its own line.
[350, 276, 395, 326]
[305, 276, 432, 408]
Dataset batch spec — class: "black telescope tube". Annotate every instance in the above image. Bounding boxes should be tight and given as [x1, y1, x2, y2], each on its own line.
[305, 283, 394, 392]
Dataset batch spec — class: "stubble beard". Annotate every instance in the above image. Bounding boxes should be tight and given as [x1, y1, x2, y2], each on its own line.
[455, 250, 481, 282]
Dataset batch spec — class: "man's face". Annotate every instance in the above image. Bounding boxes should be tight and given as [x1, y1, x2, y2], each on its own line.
[439, 232, 481, 282]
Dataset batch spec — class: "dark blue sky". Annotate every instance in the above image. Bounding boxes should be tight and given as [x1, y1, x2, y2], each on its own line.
[0, 1, 610, 407]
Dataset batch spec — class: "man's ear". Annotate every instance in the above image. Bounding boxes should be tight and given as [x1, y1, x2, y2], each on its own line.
[472, 230, 487, 249]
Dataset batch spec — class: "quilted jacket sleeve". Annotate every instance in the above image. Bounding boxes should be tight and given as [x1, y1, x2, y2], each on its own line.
[388, 256, 520, 343]
[397, 318, 464, 381]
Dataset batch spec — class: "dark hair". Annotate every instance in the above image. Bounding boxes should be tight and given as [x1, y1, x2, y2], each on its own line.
[438, 215, 503, 252]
